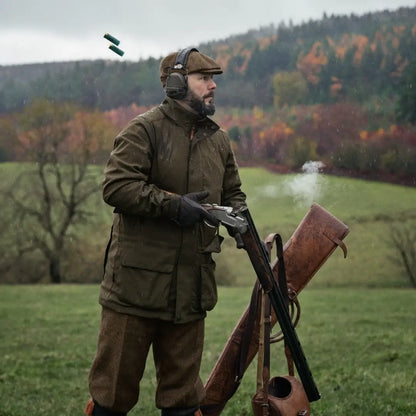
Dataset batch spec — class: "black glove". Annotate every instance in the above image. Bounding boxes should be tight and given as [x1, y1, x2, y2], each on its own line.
[175, 191, 219, 227]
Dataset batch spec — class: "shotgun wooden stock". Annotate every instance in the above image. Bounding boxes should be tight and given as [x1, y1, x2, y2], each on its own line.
[201, 203, 349, 415]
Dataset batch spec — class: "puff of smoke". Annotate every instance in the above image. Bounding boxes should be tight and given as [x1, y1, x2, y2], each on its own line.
[285, 161, 326, 208]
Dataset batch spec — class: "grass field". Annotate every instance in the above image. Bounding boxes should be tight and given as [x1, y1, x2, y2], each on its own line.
[1, 163, 416, 288]
[1, 164, 416, 415]
[219, 167, 416, 288]
[0, 285, 415, 415]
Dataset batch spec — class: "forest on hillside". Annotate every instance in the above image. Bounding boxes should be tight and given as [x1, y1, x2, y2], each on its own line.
[1, 6, 416, 111]
[0, 6, 416, 184]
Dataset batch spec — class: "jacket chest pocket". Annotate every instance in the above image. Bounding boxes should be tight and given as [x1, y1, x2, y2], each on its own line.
[189, 145, 226, 200]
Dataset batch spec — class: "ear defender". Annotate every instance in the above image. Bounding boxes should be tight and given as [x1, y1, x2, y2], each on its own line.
[165, 47, 198, 99]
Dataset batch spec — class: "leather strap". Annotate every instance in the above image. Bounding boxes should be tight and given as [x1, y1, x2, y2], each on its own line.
[259, 233, 295, 403]
[324, 232, 348, 258]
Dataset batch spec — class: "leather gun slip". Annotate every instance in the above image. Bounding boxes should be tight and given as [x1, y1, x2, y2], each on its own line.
[201, 203, 349, 415]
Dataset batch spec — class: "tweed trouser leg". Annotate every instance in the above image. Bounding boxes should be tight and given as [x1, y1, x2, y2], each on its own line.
[88, 307, 205, 413]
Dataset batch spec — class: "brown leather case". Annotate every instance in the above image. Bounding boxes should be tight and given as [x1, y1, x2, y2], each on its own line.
[252, 375, 310, 416]
[201, 203, 349, 415]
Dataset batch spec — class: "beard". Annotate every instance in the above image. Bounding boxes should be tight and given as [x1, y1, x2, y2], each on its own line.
[183, 88, 216, 116]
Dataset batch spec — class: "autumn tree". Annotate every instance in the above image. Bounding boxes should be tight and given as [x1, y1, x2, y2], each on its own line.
[272, 71, 309, 108]
[2, 99, 115, 283]
[296, 41, 328, 86]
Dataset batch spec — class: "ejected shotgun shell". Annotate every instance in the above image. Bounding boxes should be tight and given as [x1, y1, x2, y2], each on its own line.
[109, 44, 125, 56]
[103, 33, 120, 46]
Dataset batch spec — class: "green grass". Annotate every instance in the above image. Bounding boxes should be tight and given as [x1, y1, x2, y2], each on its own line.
[2, 163, 416, 287]
[217, 168, 416, 288]
[0, 285, 415, 415]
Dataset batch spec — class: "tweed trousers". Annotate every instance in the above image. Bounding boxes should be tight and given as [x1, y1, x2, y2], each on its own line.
[88, 307, 206, 413]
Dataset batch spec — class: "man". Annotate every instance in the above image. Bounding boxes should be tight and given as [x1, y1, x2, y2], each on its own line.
[86, 47, 246, 416]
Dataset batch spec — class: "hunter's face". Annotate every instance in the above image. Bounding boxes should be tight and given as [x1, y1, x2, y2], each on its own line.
[184, 73, 217, 116]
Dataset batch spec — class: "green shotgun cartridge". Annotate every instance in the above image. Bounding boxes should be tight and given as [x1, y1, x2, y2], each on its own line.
[109, 44, 125, 56]
[103, 33, 120, 46]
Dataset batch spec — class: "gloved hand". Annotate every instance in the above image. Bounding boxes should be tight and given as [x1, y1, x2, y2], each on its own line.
[175, 191, 219, 227]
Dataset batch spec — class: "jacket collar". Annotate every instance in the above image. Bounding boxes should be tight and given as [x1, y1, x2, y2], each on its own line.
[159, 97, 220, 132]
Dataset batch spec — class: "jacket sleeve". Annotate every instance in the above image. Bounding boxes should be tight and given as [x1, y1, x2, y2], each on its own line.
[102, 117, 179, 217]
[220, 131, 247, 209]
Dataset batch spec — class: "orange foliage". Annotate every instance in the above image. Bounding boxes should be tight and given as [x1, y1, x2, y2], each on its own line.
[312, 111, 321, 125]
[351, 35, 369, 66]
[324, 29, 411, 79]
[213, 44, 232, 71]
[326, 36, 336, 49]
[358, 125, 416, 144]
[17, 108, 116, 163]
[253, 106, 265, 120]
[215, 107, 267, 133]
[105, 103, 152, 129]
[297, 42, 328, 84]
[231, 42, 244, 54]
[330, 76, 343, 97]
[232, 48, 252, 73]
[334, 34, 368, 63]
[294, 102, 367, 154]
[216, 101, 416, 170]
[390, 125, 398, 134]
[65, 110, 117, 161]
[372, 31, 386, 53]
[215, 55, 231, 72]
[67, 112, 98, 153]
[334, 34, 350, 60]
[391, 54, 408, 78]
[257, 35, 277, 50]
[393, 25, 406, 35]
[254, 121, 294, 161]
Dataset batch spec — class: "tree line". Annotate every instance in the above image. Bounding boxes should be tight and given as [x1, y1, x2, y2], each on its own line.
[1, 6, 416, 113]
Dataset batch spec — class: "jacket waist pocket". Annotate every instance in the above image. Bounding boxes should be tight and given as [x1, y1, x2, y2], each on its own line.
[121, 240, 177, 273]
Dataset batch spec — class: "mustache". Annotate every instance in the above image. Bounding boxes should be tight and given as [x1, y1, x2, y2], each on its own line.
[203, 92, 215, 99]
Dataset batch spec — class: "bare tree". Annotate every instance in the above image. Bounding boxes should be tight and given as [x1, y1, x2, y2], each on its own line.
[390, 220, 416, 288]
[2, 99, 115, 283]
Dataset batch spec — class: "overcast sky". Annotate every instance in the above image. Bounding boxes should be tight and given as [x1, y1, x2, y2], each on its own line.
[1, 0, 415, 66]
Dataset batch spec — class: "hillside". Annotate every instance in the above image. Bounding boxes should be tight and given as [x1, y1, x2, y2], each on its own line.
[220, 167, 416, 288]
[1, 6, 415, 112]
[1, 164, 415, 288]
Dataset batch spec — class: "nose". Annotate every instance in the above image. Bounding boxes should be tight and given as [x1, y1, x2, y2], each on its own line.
[209, 78, 216, 90]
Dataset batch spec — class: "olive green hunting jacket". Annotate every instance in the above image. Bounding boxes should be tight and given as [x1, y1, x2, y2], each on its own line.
[99, 97, 246, 323]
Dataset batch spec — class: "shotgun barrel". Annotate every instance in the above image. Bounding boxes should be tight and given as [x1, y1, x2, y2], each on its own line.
[205, 205, 320, 402]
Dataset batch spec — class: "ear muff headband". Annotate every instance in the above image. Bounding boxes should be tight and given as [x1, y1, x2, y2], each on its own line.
[165, 47, 199, 99]
[173, 47, 199, 70]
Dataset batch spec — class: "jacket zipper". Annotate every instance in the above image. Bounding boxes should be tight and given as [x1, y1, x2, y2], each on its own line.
[175, 125, 195, 322]
[186, 126, 195, 192]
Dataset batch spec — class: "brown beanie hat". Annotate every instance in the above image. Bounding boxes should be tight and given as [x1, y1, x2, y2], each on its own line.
[159, 48, 223, 86]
